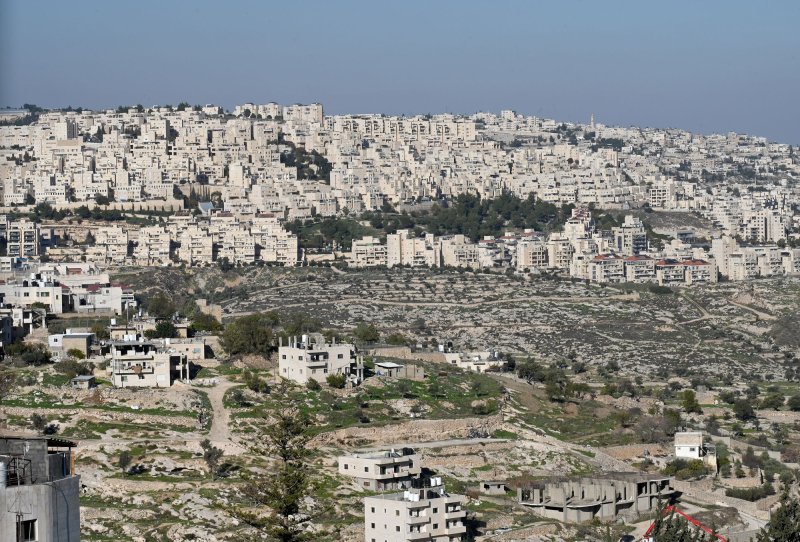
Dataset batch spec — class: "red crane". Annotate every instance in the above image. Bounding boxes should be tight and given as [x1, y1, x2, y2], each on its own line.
[642, 505, 728, 542]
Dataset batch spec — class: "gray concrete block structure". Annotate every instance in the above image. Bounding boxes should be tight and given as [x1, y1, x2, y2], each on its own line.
[517, 473, 676, 523]
[0, 435, 81, 542]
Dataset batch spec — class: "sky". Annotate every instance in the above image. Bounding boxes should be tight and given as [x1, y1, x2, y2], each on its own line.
[1, 0, 799, 143]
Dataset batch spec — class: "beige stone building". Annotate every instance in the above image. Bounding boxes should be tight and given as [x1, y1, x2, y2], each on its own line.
[339, 448, 421, 491]
[364, 477, 466, 542]
[352, 236, 388, 267]
[108, 339, 190, 388]
[278, 335, 363, 386]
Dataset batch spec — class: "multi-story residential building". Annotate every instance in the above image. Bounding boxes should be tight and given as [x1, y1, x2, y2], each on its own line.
[338, 448, 421, 491]
[387, 230, 440, 268]
[588, 254, 625, 283]
[134, 226, 172, 265]
[351, 236, 388, 267]
[623, 255, 656, 282]
[516, 238, 548, 270]
[546, 234, 575, 270]
[6, 219, 40, 258]
[0, 436, 81, 542]
[0, 277, 70, 314]
[364, 477, 466, 542]
[87, 225, 129, 265]
[278, 334, 363, 386]
[108, 339, 190, 388]
[612, 215, 647, 255]
[177, 225, 214, 265]
[440, 235, 492, 269]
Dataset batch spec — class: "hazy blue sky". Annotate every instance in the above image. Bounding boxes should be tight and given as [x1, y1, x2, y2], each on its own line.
[2, 1, 798, 142]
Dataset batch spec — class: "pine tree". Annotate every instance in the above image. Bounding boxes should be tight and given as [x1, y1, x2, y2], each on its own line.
[235, 385, 312, 541]
[757, 493, 800, 542]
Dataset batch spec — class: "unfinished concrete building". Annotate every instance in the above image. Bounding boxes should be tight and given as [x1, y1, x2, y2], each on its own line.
[339, 448, 421, 491]
[0, 436, 81, 542]
[517, 473, 676, 523]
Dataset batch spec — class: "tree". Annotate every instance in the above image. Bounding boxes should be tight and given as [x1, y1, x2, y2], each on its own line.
[6, 342, 51, 365]
[90, 322, 110, 340]
[236, 386, 312, 541]
[66, 348, 85, 360]
[733, 399, 757, 421]
[145, 321, 177, 339]
[56, 358, 92, 380]
[118, 450, 132, 475]
[146, 291, 176, 319]
[757, 493, 800, 542]
[190, 313, 222, 333]
[517, 358, 545, 384]
[222, 314, 275, 357]
[326, 373, 346, 389]
[680, 390, 702, 414]
[305, 378, 321, 391]
[201, 439, 224, 480]
[761, 393, 785, 410]
[0, 368, 17, 402]
[353, 322, 379, 343]
[648, 501, 717, 541]
[787, 394, 800, 411]
[31, 413, 47, 433]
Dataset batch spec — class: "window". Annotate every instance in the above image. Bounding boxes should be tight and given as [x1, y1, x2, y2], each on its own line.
[344, 464, 348, 470]
[395, 510, 399, 516]
[364, 467, 369, 472]
[370, 523, 375, 528]
[370, 507, 375, 513]
[432, 507, 438, 513]
[18, 519, 37, 542]
[395, 526, 400, 532]
[433, 523, 438, 529]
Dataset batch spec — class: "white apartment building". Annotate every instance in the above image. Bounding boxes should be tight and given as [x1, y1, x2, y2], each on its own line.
[6, 219, 40, 258]
[364, 478, 466, 542]
[134, 226, 172, 265]
[278, 334, 363, 386]
[516, 238, 548, 270]
[387, 230, 440, 268]
[108, 339, 190, 388]
[612, 215, 647, 255]
[352, 236, 388, 267]
[339, 448, 421, 491]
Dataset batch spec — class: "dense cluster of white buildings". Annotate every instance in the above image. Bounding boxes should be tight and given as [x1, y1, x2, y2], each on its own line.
[348, 208, 800, 284]
[0, 101, 797, 282]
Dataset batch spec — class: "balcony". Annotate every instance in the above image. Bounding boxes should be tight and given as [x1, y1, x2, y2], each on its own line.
[407, 514, 428, 526]
[406, 530, 431, 541]
[446, 524, 467, 536]
[445, 509, 465, 521]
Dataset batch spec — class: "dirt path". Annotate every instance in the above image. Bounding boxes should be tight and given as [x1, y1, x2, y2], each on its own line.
[204, 377, 243, 452]
[728, 299, 776, 321]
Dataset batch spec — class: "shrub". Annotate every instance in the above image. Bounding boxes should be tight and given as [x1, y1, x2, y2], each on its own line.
[662, 458, 710, 480]
[725, 482, 775, 501]
[326, 374, 346, 389]
[55, 358, 93, 380]
[306, 378, 321, 391]
[66, 348, 85, 360]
